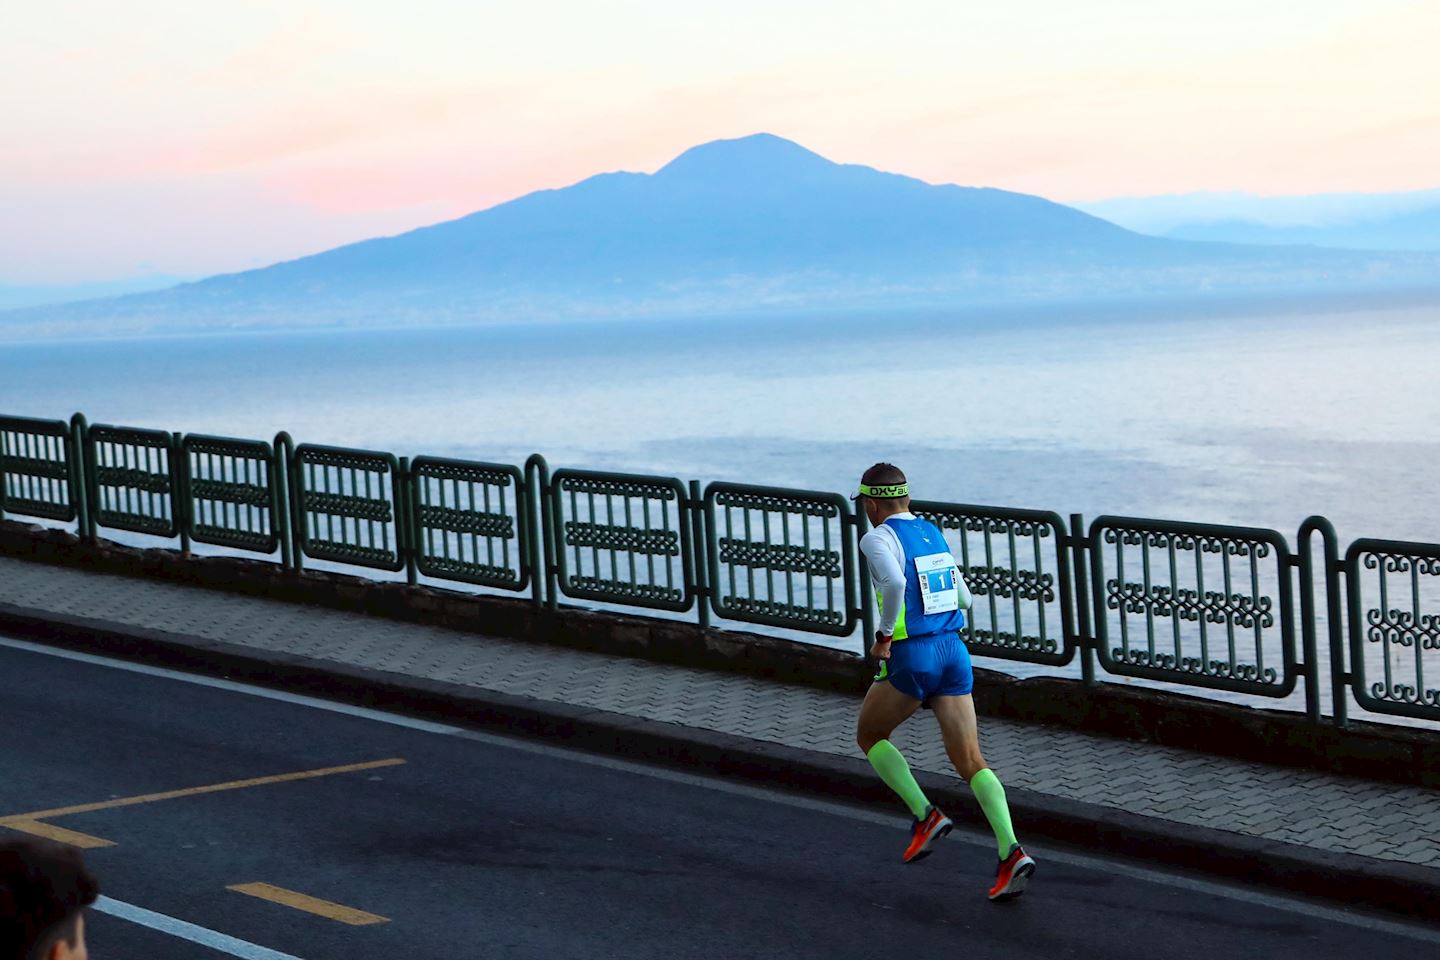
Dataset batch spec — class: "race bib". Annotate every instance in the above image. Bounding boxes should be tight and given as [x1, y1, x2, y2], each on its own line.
[915, 552, 962, 615]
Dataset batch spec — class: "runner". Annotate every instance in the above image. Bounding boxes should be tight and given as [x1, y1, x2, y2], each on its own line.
[853, 462, 1035, 900]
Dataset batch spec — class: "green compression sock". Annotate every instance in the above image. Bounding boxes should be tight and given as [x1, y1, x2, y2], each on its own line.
[866, 740, 930, 820]
[969, 767, 1019, 858]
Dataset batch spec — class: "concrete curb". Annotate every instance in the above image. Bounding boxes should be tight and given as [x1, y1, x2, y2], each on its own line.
[1, 600, 1436, 925]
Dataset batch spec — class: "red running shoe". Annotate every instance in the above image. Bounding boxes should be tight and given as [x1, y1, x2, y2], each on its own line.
[903, 805, 952, 863]
[988, 843, 1036, 900]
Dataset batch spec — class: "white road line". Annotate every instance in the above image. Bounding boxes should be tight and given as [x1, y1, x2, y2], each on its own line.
[6, 634, 1439, 945]
[93, 896, 307, 960]
[0, 635, 461, 733]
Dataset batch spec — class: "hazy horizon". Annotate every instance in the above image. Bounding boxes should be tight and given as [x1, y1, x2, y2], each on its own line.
[6, 297, 1437, 541]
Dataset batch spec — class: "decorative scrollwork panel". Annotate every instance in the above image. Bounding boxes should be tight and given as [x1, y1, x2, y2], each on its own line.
[0, 416, 77, 522]
[551, 469, 691, 611]
[912, 502, 1074, 665]
[1345, 541, 1440, 721]
[705, 483, 855, 635]
[183, 435, 279, 553]
[1090, 517, 1296, 696]
[87, 425, 177, 538]
[293, 444, 404, 572]
[411, 457, 528, 590]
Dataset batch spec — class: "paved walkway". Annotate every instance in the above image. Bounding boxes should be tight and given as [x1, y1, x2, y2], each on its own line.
[2, 555, 1437, 870]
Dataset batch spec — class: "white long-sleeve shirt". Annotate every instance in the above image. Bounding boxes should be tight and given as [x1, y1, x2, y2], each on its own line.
[860, 512, 972, 636]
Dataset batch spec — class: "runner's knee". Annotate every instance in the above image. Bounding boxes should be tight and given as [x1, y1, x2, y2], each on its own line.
[856, 724, 884, 754]
[941, 731, 986, 778]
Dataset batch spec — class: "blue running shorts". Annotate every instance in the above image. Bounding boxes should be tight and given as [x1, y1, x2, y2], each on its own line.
[874, 631, 974, 701]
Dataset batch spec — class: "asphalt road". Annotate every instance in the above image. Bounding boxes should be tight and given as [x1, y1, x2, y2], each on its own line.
[1, 635, 1435, 960]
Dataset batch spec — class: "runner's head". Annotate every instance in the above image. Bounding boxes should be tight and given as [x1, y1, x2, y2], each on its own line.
[0, 838, 97, 960]
[853, 462, 910, 523]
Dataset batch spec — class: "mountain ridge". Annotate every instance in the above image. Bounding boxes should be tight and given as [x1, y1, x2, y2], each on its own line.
[5, 134, 1438, 339]
[1079, 187, 1440, 251]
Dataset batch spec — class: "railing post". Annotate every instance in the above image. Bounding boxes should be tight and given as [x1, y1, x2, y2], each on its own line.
[398, 456, 418, 586]
[521, 457, 538, 607]
[1069, 513, 1096, 686]
[1297, 548, 1321, 726]
[69, 412, 93, 542]
[1299, 515, 1345, 727]
[172, 431, 190, 555]
[271, 433, 293, 572]
[275, 431, 302, 575]
[856, 503, 874, 657]
[689, 479, 710, 630]
[1327, 544, 1349, 729]
[525, 454, 556, 611]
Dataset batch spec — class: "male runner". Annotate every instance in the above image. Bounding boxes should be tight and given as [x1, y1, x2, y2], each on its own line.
[853, 462, 1035, 900]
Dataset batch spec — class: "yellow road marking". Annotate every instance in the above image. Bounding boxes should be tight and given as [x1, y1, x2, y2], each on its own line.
[4, 758, 406, 820]
[228, 883, 389, 925]
[0, 819, 115, 849]
[0, 758, 405, 849]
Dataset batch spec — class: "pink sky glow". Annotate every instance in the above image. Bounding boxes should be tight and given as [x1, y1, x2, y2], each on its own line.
[2, 0, 1437, 284]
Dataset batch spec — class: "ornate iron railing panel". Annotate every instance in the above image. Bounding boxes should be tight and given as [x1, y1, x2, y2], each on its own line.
[911, 501, 1075, 666]
[1344, 538, 1440, 722]
[0, 416, 78, 523]
[410, 456, 529, 591]
[549, 469, 693, 611]
[1088, 516, 1298, 696]
[705, 482, 856, 636]
[85, 424, 178, 538]
[292, 444, 405, 572]
[182, 434, 280, 554]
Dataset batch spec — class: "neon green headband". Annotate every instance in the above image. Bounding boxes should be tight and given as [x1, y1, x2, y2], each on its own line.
[855, 482, 909, 499]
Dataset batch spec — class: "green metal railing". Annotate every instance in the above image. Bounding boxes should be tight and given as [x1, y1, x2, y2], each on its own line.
[0, 415, 82, 524]
[912, 501, 1075, 667]
[705, 482, 858, 636]
[549, 468, 694, 612]
[291, 444, 405, 573]
[2, 407, 1437, 728]
[1088, 516, 1301, 699]
[182, 434, 282, 556]
[84, 424, 183, 544]
[1343, 538, 1440, 722]
[409, 456, 530, 591]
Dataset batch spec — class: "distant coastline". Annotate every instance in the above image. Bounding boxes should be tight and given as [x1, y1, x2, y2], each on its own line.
[4, 281, 1440, 349]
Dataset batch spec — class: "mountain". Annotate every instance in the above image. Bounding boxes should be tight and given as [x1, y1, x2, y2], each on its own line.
[5, 135, 1440, 339]
[1079, 188, 1440, 251]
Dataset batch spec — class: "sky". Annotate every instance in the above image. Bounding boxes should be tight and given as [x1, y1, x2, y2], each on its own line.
[2, 0, 1438, 285]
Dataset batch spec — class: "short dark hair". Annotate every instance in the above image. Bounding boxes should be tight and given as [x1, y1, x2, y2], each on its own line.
[0, 838, 99, 960]
[860, 462, 907, 488]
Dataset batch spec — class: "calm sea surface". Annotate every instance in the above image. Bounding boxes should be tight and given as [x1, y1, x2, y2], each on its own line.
[3, 298, 1438, 724]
